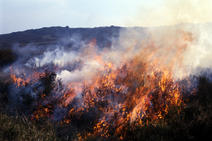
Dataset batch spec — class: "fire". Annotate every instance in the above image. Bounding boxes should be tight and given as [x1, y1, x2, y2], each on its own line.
[66, 55, 183, 138]
[9, 30, 193, 139]
[10, 74, 30, 87]
[10, 68, 45, 87]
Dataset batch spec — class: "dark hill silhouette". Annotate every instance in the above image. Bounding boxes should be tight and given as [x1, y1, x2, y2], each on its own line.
[0, 26, 122, 48]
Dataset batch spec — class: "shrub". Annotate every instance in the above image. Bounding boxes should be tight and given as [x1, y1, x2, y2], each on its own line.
[0, 49, 16, 67]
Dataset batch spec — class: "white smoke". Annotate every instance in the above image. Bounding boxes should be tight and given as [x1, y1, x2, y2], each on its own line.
[34, 48, 79, 67]
[183, 24, 212, 70]
[27, 24, 212, 88]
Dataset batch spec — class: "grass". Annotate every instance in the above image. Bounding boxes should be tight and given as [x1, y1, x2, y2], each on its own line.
[0, 75, 212, 140]
[0, 113, 57, 141]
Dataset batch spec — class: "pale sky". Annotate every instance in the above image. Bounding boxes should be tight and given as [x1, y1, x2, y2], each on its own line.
[0, 0, 212, 34]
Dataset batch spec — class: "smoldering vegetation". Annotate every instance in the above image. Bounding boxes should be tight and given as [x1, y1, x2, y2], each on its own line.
[0, 25, 212, 141]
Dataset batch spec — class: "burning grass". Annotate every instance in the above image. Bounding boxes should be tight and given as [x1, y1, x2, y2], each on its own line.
[1, 28, 212, 140]
[1, 74, 212, 140]
[5, 56, 186, 140]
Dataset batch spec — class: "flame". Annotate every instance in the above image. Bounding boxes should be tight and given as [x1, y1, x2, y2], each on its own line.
[9, 30, 193, 139]
[10, 74, 30, 87]
[10, 68, 45, 87]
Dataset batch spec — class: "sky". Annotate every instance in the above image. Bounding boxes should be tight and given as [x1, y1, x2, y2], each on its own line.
[0, 0, 212, 34]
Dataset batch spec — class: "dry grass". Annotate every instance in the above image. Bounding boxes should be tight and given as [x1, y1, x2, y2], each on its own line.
[0, 113, 57, 141]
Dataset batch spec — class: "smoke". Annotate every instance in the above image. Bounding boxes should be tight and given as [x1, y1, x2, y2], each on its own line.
[183, 24, 212, 70]
[34, 48, 79, 67]
[6, 24, 212, 116]
[24, 24, 212, 88]
[164, 0, 212, 24]
[28, 28, 148, 87]
[3, 24, 212, 139]
[133, 0, 212, 27]
[2, 1, 212, 137]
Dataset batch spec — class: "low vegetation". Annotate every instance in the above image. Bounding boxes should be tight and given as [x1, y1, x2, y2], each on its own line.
[0, 49, 16, 67]
[0, 73, 211, 140]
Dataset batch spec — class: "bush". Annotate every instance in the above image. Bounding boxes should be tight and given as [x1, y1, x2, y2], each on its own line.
[0, 49, 16, 67]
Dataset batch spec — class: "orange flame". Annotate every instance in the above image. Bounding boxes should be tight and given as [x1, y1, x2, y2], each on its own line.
[10, 31, 193, 139]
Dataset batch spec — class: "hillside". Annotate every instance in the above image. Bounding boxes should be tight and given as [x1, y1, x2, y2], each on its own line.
[0, 26, 121, 48]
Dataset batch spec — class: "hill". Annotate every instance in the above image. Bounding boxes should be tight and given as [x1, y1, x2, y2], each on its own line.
[0, 26, 121, 48]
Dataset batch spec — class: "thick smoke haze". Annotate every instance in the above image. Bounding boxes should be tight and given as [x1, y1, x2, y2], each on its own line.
[17, 24, 212, 92]
[134, 0, 212, 27]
